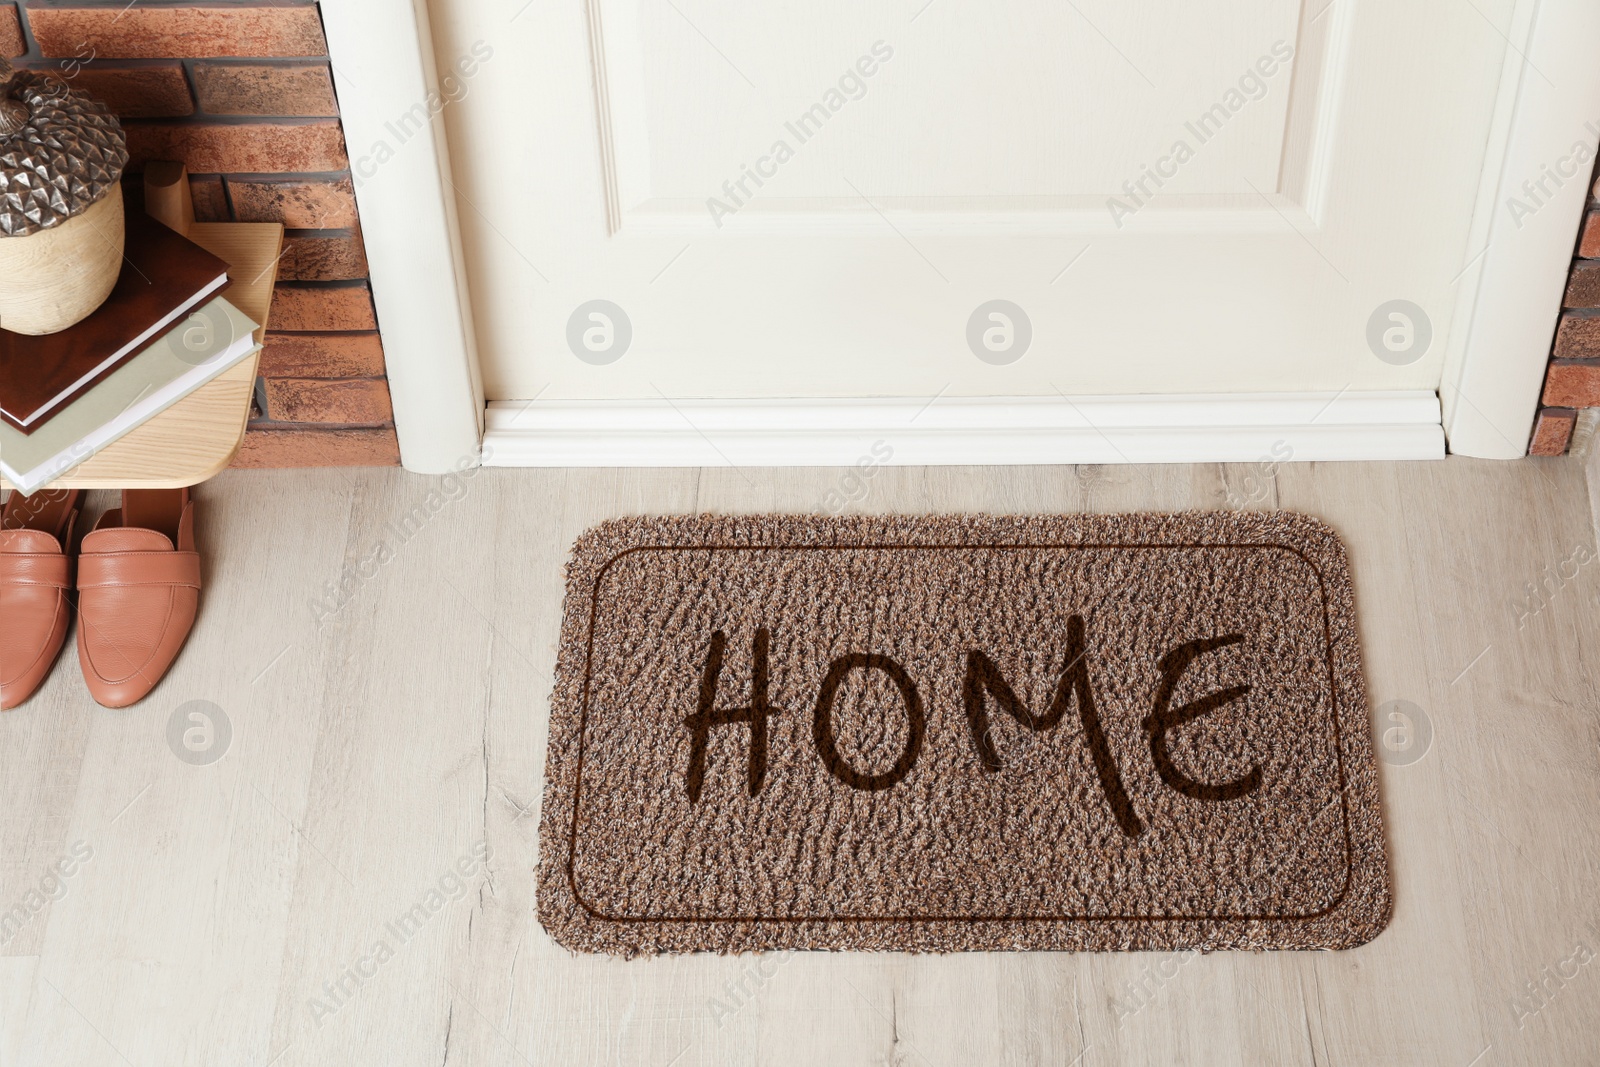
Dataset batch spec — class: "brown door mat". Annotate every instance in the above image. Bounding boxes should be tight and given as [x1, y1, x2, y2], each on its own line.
[536, 512, 1391, 955]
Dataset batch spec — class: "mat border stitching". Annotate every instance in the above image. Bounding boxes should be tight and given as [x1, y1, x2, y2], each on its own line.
[564, 540, 1355, 926]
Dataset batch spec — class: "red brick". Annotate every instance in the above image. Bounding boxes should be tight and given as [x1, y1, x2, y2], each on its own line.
[227, 177, 358, 228]
[28, 5, 327, 60]
[57, 63, 193, 118]
[233, 426, 400, 468]
[278, 229, 367, 281]
[268, 284, 376, 331]
[0, 4, 25, 58]
[1580, 211, 1600, 260]
[260, 332, 385, 377]
[125, 120, 347, 173]
[1565, 261, 1600, 308]
[1529, 408, 1576, 455]
[190, 175, 229, 222]
[263, 377, 392, 425]
[1553, 314, 1600, 359]
[193, 61, 336, 116]
[1543, 362, 1600, 407]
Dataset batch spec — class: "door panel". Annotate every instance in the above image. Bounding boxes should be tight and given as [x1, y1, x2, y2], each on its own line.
[604, 2, 1299, 215]
[429, 0, 1515, 403]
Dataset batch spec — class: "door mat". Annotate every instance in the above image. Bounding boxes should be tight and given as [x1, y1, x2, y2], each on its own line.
[536, 512, 1391, 955]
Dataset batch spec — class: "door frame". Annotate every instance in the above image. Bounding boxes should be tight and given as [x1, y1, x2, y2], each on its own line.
[328, 0, 1598, 469]
[321, 0, 483, 475]
[1437, 0, 1600, 458]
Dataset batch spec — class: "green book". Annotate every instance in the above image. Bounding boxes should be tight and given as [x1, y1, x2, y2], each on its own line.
[0, 297, 259, 494]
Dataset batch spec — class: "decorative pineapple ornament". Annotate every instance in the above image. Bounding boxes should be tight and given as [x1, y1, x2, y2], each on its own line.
[0, 58, 130, 335]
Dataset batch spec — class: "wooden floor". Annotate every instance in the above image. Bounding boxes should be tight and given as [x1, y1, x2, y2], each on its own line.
[4, 457, 1600, 1066]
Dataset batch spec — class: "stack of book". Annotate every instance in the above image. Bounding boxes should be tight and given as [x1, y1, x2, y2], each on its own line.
[0, 207, 259, 493]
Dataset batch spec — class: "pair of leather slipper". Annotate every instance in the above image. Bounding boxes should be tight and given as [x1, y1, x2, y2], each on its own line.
[1, 487, 201, 709]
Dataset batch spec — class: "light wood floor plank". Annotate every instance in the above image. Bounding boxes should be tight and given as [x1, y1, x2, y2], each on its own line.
[3, 459, 1598, 1065]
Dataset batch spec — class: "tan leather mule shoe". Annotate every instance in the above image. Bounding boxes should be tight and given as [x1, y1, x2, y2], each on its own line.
[1, 489, 83, 710]
[76, 488, 201, 709]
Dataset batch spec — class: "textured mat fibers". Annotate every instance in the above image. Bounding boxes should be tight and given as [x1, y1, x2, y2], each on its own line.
[536, 512, 1391, 955]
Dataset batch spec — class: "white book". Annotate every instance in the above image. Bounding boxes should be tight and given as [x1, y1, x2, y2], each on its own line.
[0, 298, 259, 494]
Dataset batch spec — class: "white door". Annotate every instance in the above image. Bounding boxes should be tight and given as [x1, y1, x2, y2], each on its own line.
[423, 0, 1539, 456]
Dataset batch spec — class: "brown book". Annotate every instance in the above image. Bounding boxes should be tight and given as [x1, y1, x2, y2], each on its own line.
[0, 207, 230, 432]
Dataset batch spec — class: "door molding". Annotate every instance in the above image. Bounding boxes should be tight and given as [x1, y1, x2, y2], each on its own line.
[1440, 0, 1600, 458]
[482, 392, 1444, 466]
[321, 0, 483, 474]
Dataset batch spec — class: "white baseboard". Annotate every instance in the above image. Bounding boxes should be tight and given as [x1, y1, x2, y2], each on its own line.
[482, 391, 1444, 467]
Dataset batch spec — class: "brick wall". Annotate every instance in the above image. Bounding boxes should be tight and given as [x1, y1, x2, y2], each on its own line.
[2, 1, 399, 468]
[1529, 157, 1600, 455]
